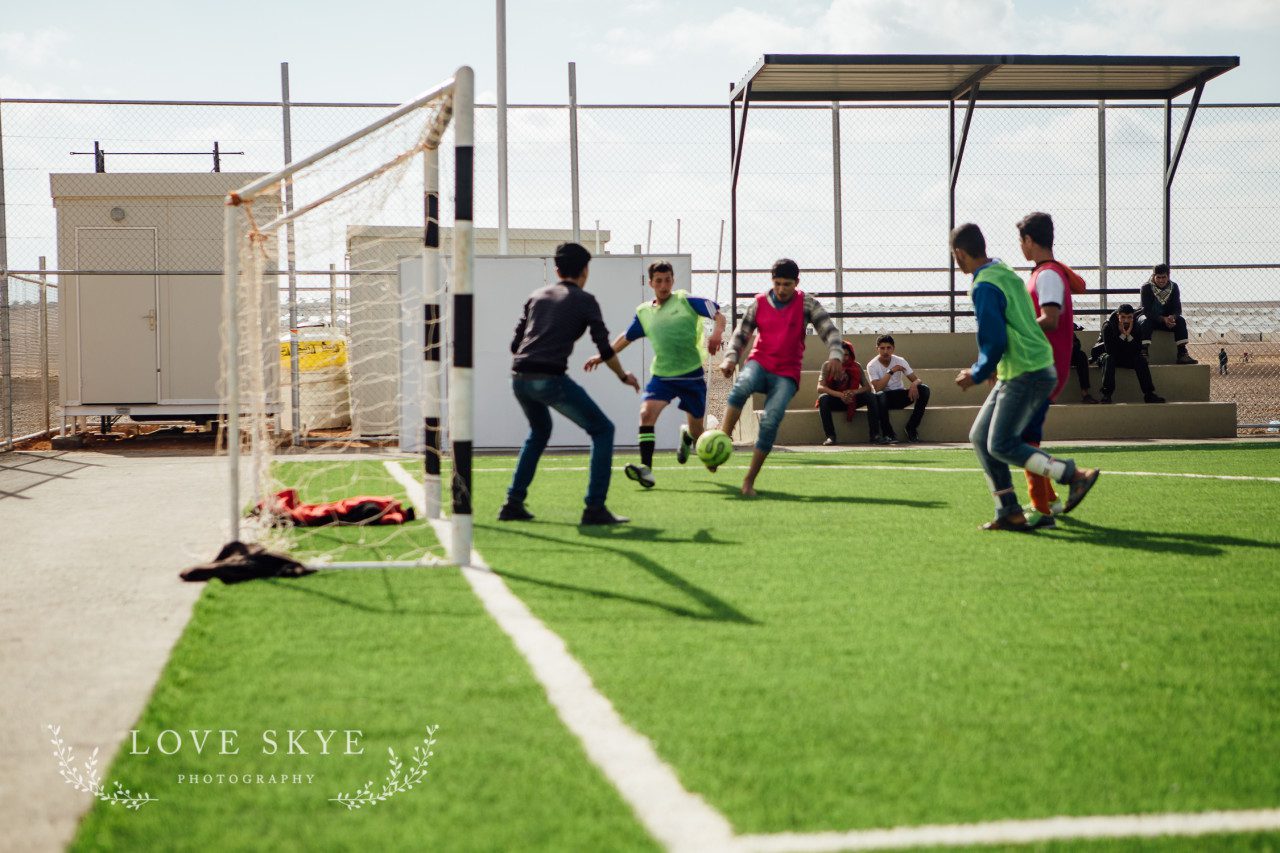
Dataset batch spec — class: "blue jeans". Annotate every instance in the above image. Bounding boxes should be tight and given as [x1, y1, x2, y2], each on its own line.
[726, 360, 798, 453]
[969, 367, 1073, 516]
[508, 374, 615, 509]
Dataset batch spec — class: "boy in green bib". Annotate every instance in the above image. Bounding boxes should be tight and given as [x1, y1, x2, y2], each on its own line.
[950, 223, 1100, 531]
[586, 261, 726, 488]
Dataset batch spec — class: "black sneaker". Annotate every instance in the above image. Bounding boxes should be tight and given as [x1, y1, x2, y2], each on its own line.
[1143, 392, 1166, 404]
[872, 435, 892, 446]
[580, 505, 630, 526]
[497, 501, 534, 522]
[885, 433, 900, 444]
[905, 428, 920, 443]
[822, 436, 837, 446]
[1099, 394, 1113, 404]
[1176, 351, 1199, 365]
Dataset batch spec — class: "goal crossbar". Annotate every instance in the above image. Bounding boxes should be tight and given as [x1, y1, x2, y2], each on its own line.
[228, 75, 457, 205]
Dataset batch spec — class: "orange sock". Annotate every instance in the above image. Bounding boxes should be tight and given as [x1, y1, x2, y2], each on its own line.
[1024, 441, 1059, 514]
[1024, 470, 1058, 514]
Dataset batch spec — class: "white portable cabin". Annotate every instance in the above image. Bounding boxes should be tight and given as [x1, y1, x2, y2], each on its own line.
[50, 172, 278, 421]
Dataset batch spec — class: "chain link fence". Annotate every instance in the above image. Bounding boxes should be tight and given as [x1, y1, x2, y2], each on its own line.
[2, 96, 1279, 447]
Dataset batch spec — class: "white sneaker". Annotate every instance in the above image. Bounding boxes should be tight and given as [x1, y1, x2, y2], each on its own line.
[624, 464, 656, 489]
[676, 425, 693, 464]
[1049, 499, 1065, 516]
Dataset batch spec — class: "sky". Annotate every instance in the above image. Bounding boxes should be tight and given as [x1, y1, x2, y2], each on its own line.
[1, 0, 1278, 105]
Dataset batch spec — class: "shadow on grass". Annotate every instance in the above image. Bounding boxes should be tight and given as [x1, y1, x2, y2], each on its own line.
[477, 523, 757, 625]
[696, 481, 947, 508]
[1049, 516, 1278, 557]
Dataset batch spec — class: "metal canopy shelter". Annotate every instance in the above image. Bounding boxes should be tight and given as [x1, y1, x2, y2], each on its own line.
[728, 54, 1239, 330]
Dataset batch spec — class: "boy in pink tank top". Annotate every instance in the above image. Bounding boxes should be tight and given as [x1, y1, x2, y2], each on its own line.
[718, 259, 845, 496]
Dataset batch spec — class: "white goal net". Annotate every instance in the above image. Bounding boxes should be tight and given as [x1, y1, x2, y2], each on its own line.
[221, 67, 475, 568]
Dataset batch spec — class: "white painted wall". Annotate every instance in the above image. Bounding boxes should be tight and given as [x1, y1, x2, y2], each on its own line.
[422, 254, 698, 449]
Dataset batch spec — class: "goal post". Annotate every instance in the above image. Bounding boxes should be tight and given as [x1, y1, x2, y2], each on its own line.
[221, 66, 474, 569]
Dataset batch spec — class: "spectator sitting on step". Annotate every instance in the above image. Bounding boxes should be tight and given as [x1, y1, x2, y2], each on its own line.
[1072, 323, 1099, 403]
[1140, 263, 1197, 365]
[1098, 304, 1166, 404]
[815, 340, 892, 446]
[866, 335, 930, 442]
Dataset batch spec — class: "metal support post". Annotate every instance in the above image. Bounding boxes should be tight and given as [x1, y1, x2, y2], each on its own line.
[40, 256, 50, 436]
[568, 62, 581, 243]
[1097, 100, 1108, 313]
[280, 62, 302, 444]
[496, 0, 509, 254]
[831, 101, 845, 320]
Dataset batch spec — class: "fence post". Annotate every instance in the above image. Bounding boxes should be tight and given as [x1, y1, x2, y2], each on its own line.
[0, 97, 12, 450]
[1097, 100, 1108, 315]
[40, 256, 50, 436]
[281, 61, 302, 445]
[328, 262, 337, 328]
[831, 101, 844, 321]
[568, 62, 581, 243]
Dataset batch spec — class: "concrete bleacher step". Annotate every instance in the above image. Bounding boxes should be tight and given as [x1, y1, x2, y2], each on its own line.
[733, 333, 1228, 445]
[767, 363, 1212, 408]
[761, 401, 1237, 445]
[800, 328, 1188, 369]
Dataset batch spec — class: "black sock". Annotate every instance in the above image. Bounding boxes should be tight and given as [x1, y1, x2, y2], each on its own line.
[639, 429, 655, 467]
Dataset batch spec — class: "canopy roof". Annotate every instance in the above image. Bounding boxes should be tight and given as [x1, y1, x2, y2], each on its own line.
[729, 54, 1238, 102]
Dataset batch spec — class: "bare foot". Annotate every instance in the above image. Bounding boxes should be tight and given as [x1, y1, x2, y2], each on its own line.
[741, 481, 756, 497]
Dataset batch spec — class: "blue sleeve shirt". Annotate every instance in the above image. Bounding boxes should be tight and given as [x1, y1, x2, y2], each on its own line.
[687, 296, 719, 319]
[969, 280, 1008, 384]
[624, 315, 645, 341]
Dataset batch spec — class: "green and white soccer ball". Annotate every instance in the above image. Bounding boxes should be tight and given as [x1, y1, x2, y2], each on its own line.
[696, 429, 733, 469]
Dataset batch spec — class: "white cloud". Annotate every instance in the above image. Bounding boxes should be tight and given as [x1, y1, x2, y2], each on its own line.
[0, 29, 72, 68]
[595, 27, 658, 67]
[654, 0, 1273, 62]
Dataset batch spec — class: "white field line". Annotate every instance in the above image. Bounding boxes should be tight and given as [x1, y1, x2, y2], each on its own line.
[383, 459, 1280, 853]
[466, 463, 1280, 484]
[735, 809, 1280, 852]
[384, 461, 737, 853]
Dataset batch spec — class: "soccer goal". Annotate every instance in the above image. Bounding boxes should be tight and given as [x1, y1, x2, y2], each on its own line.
[221, 66, 475, 568]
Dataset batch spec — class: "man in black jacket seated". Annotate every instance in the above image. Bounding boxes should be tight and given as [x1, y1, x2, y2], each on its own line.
[1093, 304, 1166, 405]
[1140, 263, 1197, 365]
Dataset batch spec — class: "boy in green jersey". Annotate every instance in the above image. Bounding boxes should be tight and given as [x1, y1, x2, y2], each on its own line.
[950, 223, 1100, 531]
[586, 261, 726, 488]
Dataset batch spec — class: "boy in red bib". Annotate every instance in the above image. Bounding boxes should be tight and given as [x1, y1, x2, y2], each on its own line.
[1016, 212, 1087, 528]
[718, 259, 844, 496]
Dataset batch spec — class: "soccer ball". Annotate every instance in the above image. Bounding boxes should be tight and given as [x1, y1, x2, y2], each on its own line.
[695, 429, 733, 469]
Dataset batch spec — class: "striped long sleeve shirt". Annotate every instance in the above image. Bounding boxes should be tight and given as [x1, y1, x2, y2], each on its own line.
[723, 292, 844, 366]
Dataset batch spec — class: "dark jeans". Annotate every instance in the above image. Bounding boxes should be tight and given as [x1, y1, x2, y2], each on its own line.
[817, 392, 887, 441]
[1140, 314, 1189, 346]
[880, 385, 930, 432]
[1071, 344, 1091, 391]
[1100, 352, 1155, 396]
[508, 374, 615, 509]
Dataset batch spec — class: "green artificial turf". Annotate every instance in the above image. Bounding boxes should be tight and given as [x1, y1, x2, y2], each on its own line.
[467, 444, 1280, 836]
[71, 460, 656, 853]
[73, 443, 1280, 851]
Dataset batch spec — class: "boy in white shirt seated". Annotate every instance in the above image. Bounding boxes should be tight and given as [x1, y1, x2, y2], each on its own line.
[866, 335, 931, 443]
